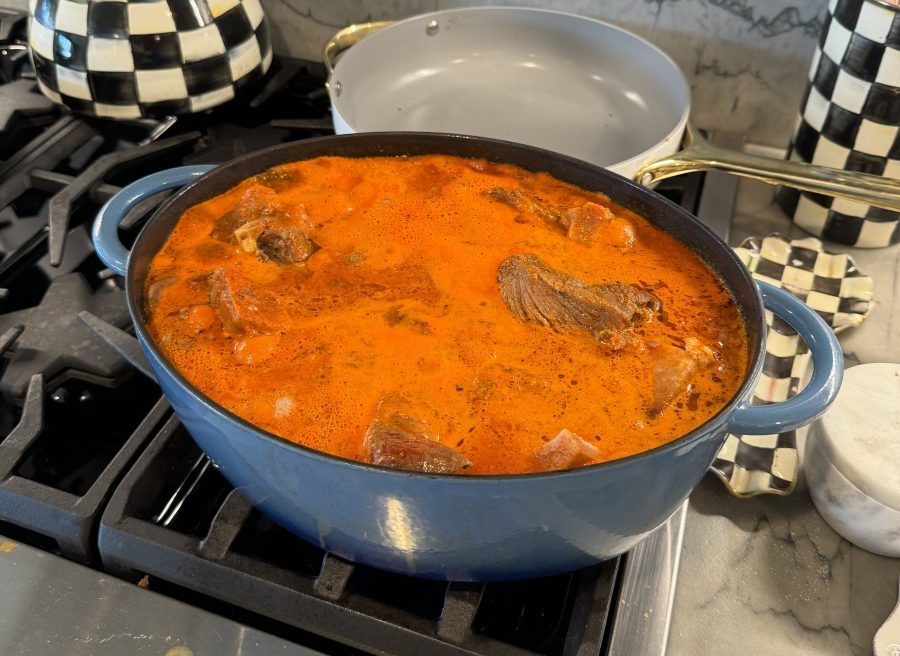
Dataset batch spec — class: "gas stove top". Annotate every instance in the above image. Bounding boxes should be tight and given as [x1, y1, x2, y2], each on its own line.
[0, 10, 725, 654]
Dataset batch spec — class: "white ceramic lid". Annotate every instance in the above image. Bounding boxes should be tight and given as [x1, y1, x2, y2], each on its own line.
[813, 363, 900, 510]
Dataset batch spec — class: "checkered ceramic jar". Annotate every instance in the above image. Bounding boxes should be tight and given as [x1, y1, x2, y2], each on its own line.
[27, 0, 272, 118]
[776, 0, 900, 248]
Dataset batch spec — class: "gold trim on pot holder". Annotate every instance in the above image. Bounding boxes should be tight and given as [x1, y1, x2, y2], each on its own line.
[710, 233, 874, 497]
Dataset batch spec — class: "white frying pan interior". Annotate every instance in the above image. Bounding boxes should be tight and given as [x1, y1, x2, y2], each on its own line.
[329, 8, 691, 178]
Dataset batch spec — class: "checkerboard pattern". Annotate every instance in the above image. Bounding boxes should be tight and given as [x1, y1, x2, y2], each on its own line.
[710, 233, 874, 497]
[28, 0, 272, 118]
[776, 0, 900, 248]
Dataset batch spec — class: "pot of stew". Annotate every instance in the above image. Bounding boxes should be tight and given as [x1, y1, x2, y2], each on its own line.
[92, 133, 842, 581]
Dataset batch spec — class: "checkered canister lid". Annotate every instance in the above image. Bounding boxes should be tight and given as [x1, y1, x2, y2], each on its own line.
[777, 0, 900, 247]
[27, 0, 273, 118]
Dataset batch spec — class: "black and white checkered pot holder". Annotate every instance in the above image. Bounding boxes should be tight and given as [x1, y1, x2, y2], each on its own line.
[775, 0, 900, 248]
[710, 233, 874, 497]
[28, 0, 272, 118]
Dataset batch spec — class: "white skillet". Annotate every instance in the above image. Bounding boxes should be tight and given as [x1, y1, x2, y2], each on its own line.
[325, 7, 900, 211]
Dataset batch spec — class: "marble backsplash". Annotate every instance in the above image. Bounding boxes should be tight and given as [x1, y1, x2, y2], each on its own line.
[3, 0, 827, 144]
[261, 0, 828, 145]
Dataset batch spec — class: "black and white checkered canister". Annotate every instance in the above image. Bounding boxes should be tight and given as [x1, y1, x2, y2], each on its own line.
[776, 0, 900, 248]
[27, 0, 272, 119]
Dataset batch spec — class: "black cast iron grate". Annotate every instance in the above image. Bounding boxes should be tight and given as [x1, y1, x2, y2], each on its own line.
[0, 369, 169, 562]
[98, 414, 621, 656]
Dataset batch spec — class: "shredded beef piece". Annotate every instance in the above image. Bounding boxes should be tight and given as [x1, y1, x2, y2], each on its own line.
[364, 395, 470, 473]
[647, 338, 718, 416]
[488, 187, 563, 225]
[497, 253, 660, 348]
[207, 268, 277, 334]
[536, 429, 601, 470]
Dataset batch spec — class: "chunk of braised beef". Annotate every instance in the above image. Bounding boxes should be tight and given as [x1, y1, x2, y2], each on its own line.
[237, 184, 281, 222]
[253, 166, 300, 192]
[487, 187, 563, 225]
[212, 183, 302, 250]
[232, 204, 317, 265]
[560, 201, 610, 239]
[256, 218, 318, 264]
[207, 267, 276, 335]
[350, 261, 443, 306]
[210, 210, 244, 242]
[410, 162, 455, 197]
[562, 202, 636, 249]
[684, 336, 717, 366]
[647, 338, 717, 417]
[497, 253, 661, 348]
[536, 429, 601, 471]
[364, 396, 469, 473]
[146, 275, 176, 308]
[489, 189, 636, 250]
[366, 424, 470, 473]
[211, 185, 279, 242]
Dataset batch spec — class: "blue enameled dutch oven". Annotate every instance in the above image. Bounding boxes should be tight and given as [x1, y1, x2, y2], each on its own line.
[92, 133, 842, 581]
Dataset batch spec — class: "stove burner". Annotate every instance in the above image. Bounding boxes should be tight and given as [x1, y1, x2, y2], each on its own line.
[0, 273, 130, 400]
[14, 375, 161, 495]
[0, 371, 168, 562]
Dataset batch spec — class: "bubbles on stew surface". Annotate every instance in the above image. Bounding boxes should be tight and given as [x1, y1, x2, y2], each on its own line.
[143, 155, 747, 475]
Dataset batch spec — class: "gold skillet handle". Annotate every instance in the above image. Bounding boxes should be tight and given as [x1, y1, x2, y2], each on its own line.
[634, 123, 900, 213]
[323, 21, 394, 79]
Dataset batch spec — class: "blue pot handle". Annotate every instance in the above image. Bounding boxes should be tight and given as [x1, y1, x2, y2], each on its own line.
[92, 165, 217, 276]
[728, 281, 843, 435]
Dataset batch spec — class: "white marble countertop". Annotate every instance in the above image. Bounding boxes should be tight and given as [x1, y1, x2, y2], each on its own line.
[668, 178, 900, 656]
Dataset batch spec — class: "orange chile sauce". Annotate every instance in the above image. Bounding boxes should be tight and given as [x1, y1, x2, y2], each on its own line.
[145, 155, 747, 474]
